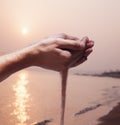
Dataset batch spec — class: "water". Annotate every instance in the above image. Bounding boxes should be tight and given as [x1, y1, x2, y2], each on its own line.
[0, 69, 120, 125]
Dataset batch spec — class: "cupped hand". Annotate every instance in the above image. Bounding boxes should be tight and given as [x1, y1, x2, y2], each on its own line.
[29, 33, 94, 71]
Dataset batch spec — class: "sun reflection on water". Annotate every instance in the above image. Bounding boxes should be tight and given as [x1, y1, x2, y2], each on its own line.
[13, 71, 30, 125]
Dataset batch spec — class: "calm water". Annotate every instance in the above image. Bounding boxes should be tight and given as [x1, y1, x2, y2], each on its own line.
[0, 69, 120, 125]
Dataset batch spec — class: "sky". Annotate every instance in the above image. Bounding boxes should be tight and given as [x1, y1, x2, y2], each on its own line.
[0, 0, 120, 73]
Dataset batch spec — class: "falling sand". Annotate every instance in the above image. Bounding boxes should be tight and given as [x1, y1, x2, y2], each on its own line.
[60, 68, 68, 125]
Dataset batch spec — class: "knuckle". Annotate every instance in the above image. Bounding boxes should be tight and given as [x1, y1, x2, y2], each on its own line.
[59, 33, 67, 38]
[59, 51, 71, 60]
[54, 38, 62, 45]
[63, 51, 72, 59]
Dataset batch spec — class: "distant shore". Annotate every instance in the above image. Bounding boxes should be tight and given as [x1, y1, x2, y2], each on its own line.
[97, 102, 120, 125]
[74, 71, 120, 79]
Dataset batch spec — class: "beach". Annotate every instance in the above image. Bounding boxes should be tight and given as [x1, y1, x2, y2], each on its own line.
[0, 69, 120, 125]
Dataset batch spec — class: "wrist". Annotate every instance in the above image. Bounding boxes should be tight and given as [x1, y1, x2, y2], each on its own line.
[0, 49, 30, 79]
[5, 47, 34, 72]
[14, 46, 35, 68]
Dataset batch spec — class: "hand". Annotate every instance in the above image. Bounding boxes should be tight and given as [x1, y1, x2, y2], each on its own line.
[28, 33, 94, 71]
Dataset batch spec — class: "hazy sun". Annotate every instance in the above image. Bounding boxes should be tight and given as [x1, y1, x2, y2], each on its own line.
[22, 27, 28, 35]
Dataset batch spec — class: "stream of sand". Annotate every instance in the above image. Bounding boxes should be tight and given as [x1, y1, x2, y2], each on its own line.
[60, 68, 68, 125]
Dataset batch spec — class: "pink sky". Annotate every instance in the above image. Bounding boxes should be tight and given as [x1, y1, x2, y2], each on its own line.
[0, 0, 120, 72]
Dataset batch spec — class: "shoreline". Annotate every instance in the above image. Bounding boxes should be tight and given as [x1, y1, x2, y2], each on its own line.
[74, 71, 120, 79]
[97, 102, 120, 125]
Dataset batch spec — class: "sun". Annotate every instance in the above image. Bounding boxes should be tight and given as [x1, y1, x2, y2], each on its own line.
[22, 27, 28, 35]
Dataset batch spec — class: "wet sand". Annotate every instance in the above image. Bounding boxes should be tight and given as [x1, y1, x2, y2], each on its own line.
[98, 102, 120, 125]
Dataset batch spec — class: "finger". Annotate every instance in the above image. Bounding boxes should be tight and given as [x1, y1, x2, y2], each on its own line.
[70, 57, 87, 67]
[84, 48, 93, 57]
[68, 43, 93, 66]
[80, 36, 90, 49]
[70, 48, 93, 67]
[52, 33, 80, 41]
[55, 48, 72, 59]
[81, 36, 89, 43]
[86, 40, 94, 48]
[57, 33, 80, 40]
[67, 51, 85, 67]
[56, 38, 82, 51]
[64, 35, 79, 41]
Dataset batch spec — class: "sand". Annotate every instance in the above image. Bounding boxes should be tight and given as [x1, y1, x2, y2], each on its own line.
[97, 102, 120, 125]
